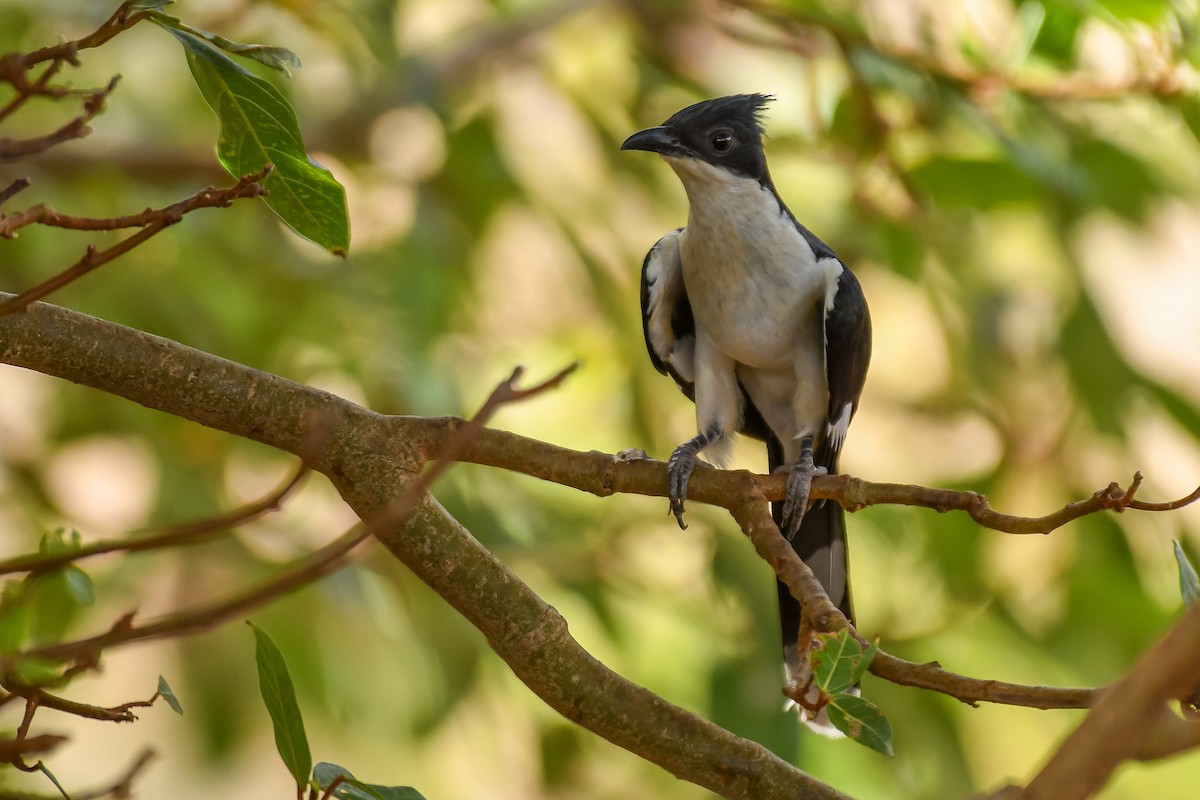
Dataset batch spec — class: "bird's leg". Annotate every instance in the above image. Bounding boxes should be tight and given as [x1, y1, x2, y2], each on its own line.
[780, 436, 827, 540]
[667, 431, 711, 529]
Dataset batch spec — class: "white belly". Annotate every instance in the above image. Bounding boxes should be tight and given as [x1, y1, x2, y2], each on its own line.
[667, 157, 840, 450]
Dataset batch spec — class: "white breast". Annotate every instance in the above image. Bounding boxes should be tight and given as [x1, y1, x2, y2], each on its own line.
[665, 156, 842, 446]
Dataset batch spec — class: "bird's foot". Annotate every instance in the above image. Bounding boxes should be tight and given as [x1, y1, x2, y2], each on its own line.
[667, 432, 710, 530]
[780, 437, 827, 540]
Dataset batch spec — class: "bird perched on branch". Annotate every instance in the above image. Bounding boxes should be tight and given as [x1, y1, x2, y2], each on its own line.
[622, 94, 871, 729]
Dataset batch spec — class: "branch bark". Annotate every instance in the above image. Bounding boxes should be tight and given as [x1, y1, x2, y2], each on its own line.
[0, 296, 1189, 797]
[1021, 602, 1200, 799]
[0, 299, 850, 798]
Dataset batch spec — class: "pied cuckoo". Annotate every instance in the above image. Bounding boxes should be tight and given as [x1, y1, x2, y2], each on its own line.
[621, 94, 872, 724]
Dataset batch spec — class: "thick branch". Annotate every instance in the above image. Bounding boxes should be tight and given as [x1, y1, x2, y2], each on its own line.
[3, 298, 1193, 794]
[0, 298, 1168, 716]
[1021, 602, 1200, 799]
[0, 309, 850, 799]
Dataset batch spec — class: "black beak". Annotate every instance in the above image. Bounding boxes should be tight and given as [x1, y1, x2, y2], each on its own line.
[620, 126, 689, 157]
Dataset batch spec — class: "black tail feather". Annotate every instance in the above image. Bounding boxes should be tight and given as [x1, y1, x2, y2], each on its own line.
[768, 437, 853, 666]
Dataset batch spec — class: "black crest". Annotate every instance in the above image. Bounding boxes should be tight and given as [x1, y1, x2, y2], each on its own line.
[662, 94, 773, 180]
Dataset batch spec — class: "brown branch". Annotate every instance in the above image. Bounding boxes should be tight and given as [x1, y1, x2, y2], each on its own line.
[17, 526, 362, 666]
[771, 472, 1200, 535]
[67, 749, 156, 800]
[0, 58, 68, 122]
[729, 498, 1098, 711]
[10, 364, 574, 668]
[0, 75, 121, 160]
[1021, 601, 1200, 799]
[0, 166, 271, 316]
[0, 462, 308, 577]
[6, 298, 1197, 799]
[0, 748, 158, 800]
[0, 178, 31, 208]
[0, 683, 162, 723]
[8, 2, 152, 70]
[0, 1, 159, 159]
[0, 734, 66, 765]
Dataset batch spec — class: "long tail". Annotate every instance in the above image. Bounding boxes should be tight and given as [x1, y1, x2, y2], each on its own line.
[769, 437, 853, 727]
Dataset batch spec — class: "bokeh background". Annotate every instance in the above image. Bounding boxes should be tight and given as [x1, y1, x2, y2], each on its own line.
[4, 0, 1200, 797]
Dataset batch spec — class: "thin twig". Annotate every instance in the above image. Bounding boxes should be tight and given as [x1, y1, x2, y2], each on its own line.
[0, 165, 271, 316]
[19, 527, 364, 665]
[0, 734, 66, 765]
[765, 472, 1200, 535]
[0, 178, 31, 207]
[730, 498, 1098, 710]
[0, 684, 162, 723]
[0, 463, 308, 577]
[13, 2, 152, 69]
[0, 75, 121, 160]
[69, 749, 156, 800]
[0, 749, 159, 800]
[9, 365, 576, 668]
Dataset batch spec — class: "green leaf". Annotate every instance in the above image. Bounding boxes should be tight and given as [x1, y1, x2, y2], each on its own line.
[38, 528, 81, 556]
[162, 27, 350, 255]
[810, 629, 875, 695]
[1073, 139, 1161, 220]
[826, 694, 894, 757]
[34, 762, 69, 799]
[314, 763, 427, 800]
[1029, 0, 1083, 66]
[0, 581, 29, 651]
[62, 567, 94, 607]
[158, 674, 185, 715]
[128, 0, 175, 11]
[148, 12, 301, 75]
[250, 622, 312, 787]
[12, 656, 63, 687]
[1174, 541, 1199, 606]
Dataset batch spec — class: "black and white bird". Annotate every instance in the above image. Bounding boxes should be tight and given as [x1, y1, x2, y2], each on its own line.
[621, 94, 871, 726]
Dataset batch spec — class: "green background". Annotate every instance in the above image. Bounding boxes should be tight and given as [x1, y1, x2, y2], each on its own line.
[3, 0, 1200, 797]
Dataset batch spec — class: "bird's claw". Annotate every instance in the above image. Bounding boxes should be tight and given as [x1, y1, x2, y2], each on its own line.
[780, 442, 826, 540]
[667, 437, 706, 530]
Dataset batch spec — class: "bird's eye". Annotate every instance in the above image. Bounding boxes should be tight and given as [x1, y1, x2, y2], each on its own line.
[711, 130, 734, 152]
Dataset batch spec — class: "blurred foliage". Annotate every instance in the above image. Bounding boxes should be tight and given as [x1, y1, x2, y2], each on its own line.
[4, 0, 1200, 798]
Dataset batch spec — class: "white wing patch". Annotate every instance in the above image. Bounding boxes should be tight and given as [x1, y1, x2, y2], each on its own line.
[643, 230, 696, 384]
[819, 257, 845, 314]
[825, 402, 853, 453]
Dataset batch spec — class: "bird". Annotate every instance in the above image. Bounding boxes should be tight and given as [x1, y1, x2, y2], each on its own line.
[621, 94, 871, 728]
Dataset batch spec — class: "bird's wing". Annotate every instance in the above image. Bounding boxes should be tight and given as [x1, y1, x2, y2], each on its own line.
[820, 263, 872, 472]
[640, 229, 773, 440]
[640, 228, 696, 400]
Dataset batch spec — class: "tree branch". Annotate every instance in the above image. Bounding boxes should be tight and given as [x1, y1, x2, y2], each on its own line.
[0, 306, 853, 799]
[0, 463, 308, 577]
[0, 76, 121, 160]
[1, 297, 1192, 797]
[1020, 602, 1200, 799]
[0, 166, 271, 316]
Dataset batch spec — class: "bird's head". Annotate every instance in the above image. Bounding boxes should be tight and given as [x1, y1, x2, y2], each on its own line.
[621, 94, 772, 184]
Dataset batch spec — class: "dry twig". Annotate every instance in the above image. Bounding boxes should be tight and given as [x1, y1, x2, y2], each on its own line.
[0, 165, 271, 316]
[0, 462, 308, 577]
